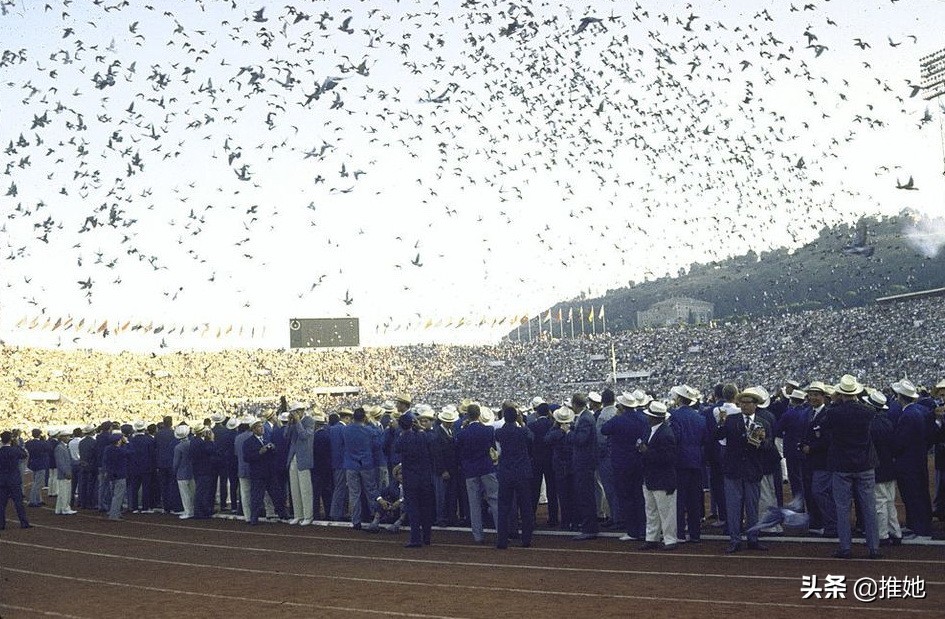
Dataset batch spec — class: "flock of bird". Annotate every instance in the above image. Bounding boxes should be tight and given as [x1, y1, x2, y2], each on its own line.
[0, 0, 942, 348]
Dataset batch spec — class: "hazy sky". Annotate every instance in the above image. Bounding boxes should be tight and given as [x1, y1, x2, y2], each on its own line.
[0, 0, 943, 351]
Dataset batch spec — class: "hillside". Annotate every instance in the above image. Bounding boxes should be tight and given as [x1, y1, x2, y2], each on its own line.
[544, 213, 945, 333]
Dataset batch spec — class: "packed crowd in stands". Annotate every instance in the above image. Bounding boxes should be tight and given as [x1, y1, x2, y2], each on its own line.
[1, 297, 943, 431]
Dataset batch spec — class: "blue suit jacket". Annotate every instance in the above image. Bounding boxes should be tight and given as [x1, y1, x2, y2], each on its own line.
[601, 410, 648, 472]
[570, 409, 598, 471]
[642, 423, 676, 492]
[775, 403, 811, 460]
[312, 426, 332, 477]
[25, 438, 52, 471]
[243, 434, 277, 479]
[893, 402, 931, 470]
[394, 429, 434, 489]
[285, 418, 315, 470]
[128, 433, 156, 475]
[495, 423, 533, 483]
[342, 423, 376, 471]
[173, 439, 194, 480]
[0, 444, 27, 484]
[455, 421, 495, 479]
[668, 405, 707, 470]
[527, 416, 554, 465]
[155, 427, 178, 469]
[716, 413, 772, 482]
[821, 399, 877, 473]
[329, 422, 347, 470]
[103, 443, 129, 479]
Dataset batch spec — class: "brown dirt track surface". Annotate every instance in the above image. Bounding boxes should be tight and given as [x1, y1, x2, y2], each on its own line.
[1, 507, 943, 619]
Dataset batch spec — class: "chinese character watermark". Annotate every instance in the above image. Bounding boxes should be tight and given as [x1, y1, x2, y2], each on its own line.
[802, 576, 926, 603]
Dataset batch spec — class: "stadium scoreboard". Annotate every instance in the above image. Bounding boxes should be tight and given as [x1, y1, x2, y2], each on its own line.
[289, 318, 359, 348]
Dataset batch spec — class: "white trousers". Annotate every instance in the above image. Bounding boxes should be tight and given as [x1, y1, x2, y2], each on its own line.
[643, 484, 678, 544]
[758, 474, 783, 533]
[875, 480, 901, 540]
[55, 479, 72, 513]
[177, 479, 195, 517]
[47, 469, 58, 496]
[288, 456, 314, 521]
[240, 478, 252, 522]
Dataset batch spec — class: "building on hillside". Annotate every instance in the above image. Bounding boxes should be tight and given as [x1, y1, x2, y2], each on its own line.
[636, 297, 714, 328]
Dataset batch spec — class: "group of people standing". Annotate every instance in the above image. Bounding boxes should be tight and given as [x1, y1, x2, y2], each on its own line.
[2, 378, 943, 558]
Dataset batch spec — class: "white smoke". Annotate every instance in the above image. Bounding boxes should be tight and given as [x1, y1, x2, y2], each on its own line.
[903, 213, 945, 258]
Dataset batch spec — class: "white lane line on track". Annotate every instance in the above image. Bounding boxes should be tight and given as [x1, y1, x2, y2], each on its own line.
[0, 566, 465, 619]
[48, 506, 945, 547]
[10, 529, 945, 586]
[0, 543, 937, 616]
[0, 603, 88, 619]
[33, 517, 945, 567]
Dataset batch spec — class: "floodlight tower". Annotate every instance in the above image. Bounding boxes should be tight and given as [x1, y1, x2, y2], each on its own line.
[919, 47, 945, 177]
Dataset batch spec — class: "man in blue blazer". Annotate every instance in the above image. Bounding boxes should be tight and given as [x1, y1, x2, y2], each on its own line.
[570, 393, 599, 540]
[639, 401, 678, 550]
[774, 390, 810, 507]
[328, 409, 353, 521]
[603, 392, 650, 541]
[821, 375, 880, 559]
[0, 431, 31, 529]
[242, 419, 288, 524]
[394, 413, 436, 547]
[455, 403, 499, 544]
[285, 403, 316, 525]
[24, 429, 52, 507]
[154, 417, 182, 514]
[311, 411, 333, 520]
[495, 404, 535, 549]
[891, 379, 933, 539]
[669, 385, 708, 543]
[716, 387, 774, 553]
[527, 402, 557, 527]
[343, 408, 379, 530]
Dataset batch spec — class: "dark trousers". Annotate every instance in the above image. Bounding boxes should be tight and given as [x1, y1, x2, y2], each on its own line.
[573, 466, 598, 535]
[434, 471, 461, 525]
[708, 458, 727, 523]
[615, 465, 645, 538]
[218, 463, 239, 511]
[772, 466, 784, 507]
[403, 482, 435, 545]
[802, 462, 823, 529]
[157, 467, 182, 512]
[127, 472, 153, 511]
[497, 477, 534, 547]
[554, 468, 575, 529]
[785, 456, 804, 505]
[0, 480, 30, 528]
[194, 475, 215, 519]
[311, 470, 333, 520]
[676, 468, 703, 541]
[724, 476, 760, 543]
[248, 474, 287, 523]
[531, 458, 557, 525]
[897, 464, 932, 536]
[78, 465, 97, 509]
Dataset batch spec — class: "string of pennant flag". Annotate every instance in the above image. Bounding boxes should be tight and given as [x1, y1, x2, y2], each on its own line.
[374, 306, 606, 335]
[13, 315, 267, 339]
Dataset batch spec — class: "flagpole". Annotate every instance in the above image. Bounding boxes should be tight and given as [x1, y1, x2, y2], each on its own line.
[602, 305, 607, 335]
[611, 341, 617, 384]
[569, 308, 574, 339]
[591, 312, 597, 336]
[527, 316, 532, 342]
[580, 306, 586, 338]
